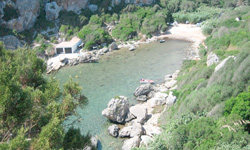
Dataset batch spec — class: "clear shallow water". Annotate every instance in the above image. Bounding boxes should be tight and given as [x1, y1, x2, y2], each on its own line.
[53, 39, 190, 149]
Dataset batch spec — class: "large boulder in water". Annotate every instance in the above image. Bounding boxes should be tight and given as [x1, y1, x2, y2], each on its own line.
[102, 96, 129, 123]
[134, 84, 153, 97]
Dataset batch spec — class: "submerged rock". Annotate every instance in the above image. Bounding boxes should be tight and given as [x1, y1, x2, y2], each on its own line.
[134, 84, 153, 97]
[102, 96, 129, 123]
[108, 124, 120, 137]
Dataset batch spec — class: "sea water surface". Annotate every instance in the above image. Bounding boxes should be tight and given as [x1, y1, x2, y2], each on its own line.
[53, 39, 191, 149]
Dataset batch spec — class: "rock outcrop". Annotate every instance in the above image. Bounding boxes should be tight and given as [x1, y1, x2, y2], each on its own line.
[111, 0, 122, 7]
[136, 95, 147, 102]
[55, 0, 89, 13]
[119, 126, 132, 137]
[134, 84, 153, 97]
[215, 56, 236, 72]
[122, 136, 141, 150]
[0, 35, 23, 50]
[1, 0, 40, 32]
[88, 4, 98, 12]
[45, 2, 61, 21]
[130, 122, 144, 138]
[102, 96, 129, 123]
[109, 42, 118, 50]
[129, 105, 148, 123]
[166, 91, 177, 106]
[108, 124, 120, 137]
[207, 52, 219, 66]
[125, 0, 154, 5]
[150, 92, 168, 107]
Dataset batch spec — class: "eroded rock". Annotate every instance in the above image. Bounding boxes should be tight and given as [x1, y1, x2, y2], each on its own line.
[129, 105, 148, 123]
[134, 84, 153, 97]
[166, 91, 177, 106]
[102, 96, 129, 123]
[0, 35, 23, 50]
[108, 124, 120, 137]
[119, 126, 132, 138]
[150, 92, 168, 107]
[207, 52, 219, 66]
[122, 136, 141, 150]
[45, 2, 61, 21]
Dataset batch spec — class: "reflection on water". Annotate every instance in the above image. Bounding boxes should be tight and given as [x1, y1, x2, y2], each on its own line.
[53, 39, 191, 149]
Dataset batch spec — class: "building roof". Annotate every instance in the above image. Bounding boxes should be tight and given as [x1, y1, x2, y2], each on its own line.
[56, 37, 81, 48]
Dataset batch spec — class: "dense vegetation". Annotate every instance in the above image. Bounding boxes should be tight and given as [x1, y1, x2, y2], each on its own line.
[0, 42, 93, 149]
[136, 4, 250, 150]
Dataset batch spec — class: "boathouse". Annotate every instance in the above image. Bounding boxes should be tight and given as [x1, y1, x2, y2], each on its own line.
[55, 37, 82, 54]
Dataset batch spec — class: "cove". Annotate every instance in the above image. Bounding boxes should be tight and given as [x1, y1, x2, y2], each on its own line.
[53, 39, 191, 149]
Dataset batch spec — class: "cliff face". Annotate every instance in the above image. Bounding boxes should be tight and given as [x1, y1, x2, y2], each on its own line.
[55, 0, 89, 13]
[0, 0, 40, 32]
[0, 0, 155, 32]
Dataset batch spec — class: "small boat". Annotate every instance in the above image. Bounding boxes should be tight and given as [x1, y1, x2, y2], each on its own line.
[140, 79, 155, 84]
[159, 40, 165, 43]
[129, 46, 135, 51]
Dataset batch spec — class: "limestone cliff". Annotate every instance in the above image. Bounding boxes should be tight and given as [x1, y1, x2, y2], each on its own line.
[0, 0, 40, 32]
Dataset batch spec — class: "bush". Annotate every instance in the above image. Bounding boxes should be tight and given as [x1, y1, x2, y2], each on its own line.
[224, 88, 250, 120]
[63, 127, 92, 150]
[173, 7, 223, 24]
[84, 40, 95, 50]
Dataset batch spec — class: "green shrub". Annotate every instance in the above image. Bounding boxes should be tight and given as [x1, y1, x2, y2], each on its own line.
[222, 18, 241, 28]
[224, 88, 250, 120]
[63, 127, 92, 150]
[84, 40, 95, 50]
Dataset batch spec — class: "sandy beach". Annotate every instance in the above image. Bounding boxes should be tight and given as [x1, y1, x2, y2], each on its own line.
[154, 24, 207, 59]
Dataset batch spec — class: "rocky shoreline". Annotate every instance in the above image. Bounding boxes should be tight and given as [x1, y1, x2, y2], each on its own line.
[101, 70, 180, 149]
[46, 24, 205, 74]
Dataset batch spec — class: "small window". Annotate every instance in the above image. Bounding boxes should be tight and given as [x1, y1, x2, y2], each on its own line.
[56, 48, 63, 54]
[65, 48, 72, 53]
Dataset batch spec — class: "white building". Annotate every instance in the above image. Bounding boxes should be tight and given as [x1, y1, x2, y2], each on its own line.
[55, 37, 82, 54]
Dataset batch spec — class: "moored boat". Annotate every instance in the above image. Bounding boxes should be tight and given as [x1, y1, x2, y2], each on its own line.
[140, 79, 155, 84]
[159, 40, 165, 43]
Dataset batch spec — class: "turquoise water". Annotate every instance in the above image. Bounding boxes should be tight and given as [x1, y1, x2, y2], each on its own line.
[53, 39, 190, 149]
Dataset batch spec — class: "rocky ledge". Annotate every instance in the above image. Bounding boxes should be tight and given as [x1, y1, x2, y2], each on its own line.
[102, 70, 180, 149]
